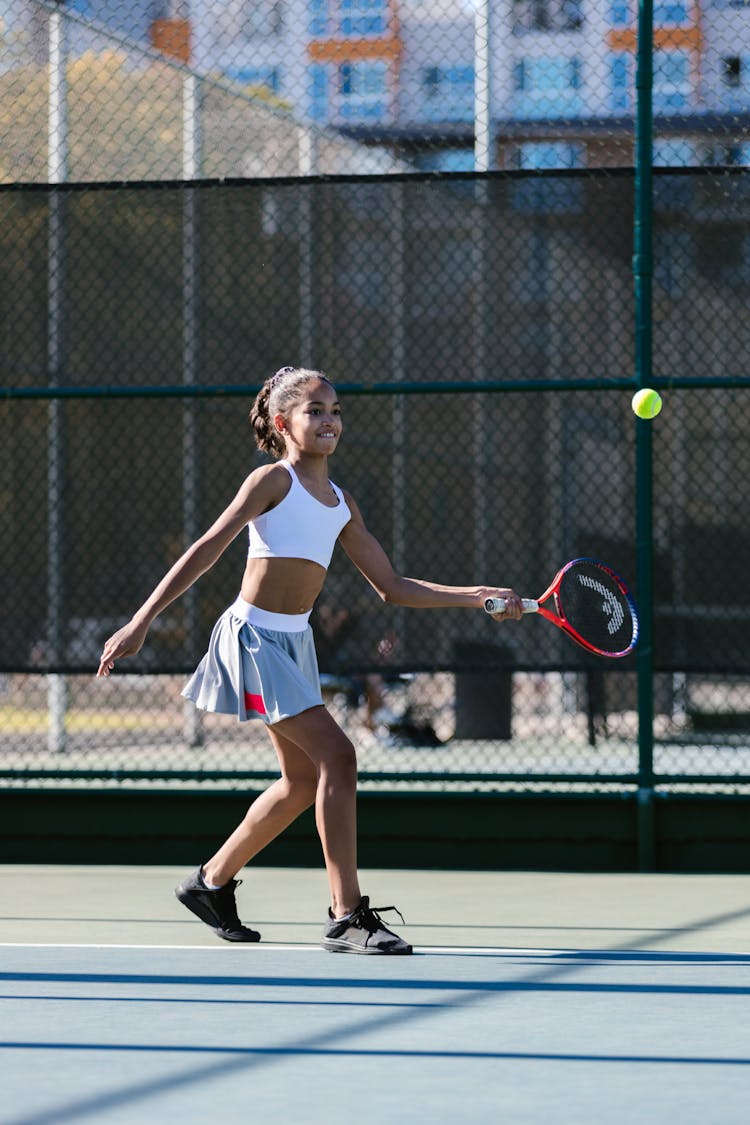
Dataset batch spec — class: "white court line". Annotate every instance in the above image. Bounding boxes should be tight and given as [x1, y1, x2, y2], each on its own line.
[0, 941, 563, 956]
[3, 942, 747, 958]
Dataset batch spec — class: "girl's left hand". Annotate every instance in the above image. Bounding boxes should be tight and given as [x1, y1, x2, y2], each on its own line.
[482, 587, 524, 622]
[96, 618, 149, 677]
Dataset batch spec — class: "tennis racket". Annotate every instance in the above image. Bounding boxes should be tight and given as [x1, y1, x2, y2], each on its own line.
[484, 557, 639, 659]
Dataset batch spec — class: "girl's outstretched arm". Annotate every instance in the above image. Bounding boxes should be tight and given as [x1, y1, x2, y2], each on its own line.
[96, 464, 287, 677]
[338, 493, 523, 619]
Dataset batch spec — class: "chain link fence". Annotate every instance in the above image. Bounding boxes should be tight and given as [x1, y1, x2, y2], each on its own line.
[1, 1, 749, 794]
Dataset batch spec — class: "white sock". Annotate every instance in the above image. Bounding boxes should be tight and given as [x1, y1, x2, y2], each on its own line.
[200, 869, 223, 891]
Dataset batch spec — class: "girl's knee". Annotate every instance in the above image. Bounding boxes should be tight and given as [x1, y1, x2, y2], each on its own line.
[319, 733, 357, 781]
[281, 771, 318, 807]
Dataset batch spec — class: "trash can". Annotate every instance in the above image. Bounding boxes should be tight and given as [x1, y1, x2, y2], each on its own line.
[453, 643, 513, 740]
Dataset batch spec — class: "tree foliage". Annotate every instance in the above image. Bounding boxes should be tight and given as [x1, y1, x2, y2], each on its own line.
[0, 50, 296, 183]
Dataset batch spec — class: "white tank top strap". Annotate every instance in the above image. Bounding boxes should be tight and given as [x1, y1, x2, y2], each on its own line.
[281, 459, 344, 503]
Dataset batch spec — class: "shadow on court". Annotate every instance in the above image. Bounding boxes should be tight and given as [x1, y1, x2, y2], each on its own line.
[2, 869, 750, 1124]
[4, 943, 750, 1125]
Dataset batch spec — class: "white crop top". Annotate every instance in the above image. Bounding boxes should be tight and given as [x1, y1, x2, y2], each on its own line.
[247, 460, 352, 570]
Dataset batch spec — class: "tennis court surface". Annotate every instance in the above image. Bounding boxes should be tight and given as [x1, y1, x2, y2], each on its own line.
[2, 866, 750, 1124]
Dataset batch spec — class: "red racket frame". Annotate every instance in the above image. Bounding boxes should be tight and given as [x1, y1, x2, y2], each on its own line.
[485, 557, 639, 659]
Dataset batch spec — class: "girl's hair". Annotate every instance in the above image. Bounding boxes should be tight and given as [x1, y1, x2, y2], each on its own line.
[250, 366, 334, 458]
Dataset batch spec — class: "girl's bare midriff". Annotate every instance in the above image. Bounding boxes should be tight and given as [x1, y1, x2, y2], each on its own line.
[240, 556, 328, 615]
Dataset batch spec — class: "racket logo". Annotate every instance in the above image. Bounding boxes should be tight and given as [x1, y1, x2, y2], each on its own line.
[577, 573, 624, 635]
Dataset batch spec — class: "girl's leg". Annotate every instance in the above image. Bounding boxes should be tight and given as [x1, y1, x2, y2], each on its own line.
[203, 705, 360, 918]
[268, 706, 361, 918]
[203, 726, 318, 887]
[191, 705, 409, 954]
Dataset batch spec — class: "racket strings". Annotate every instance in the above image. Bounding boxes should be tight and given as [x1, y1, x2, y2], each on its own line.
[558, 562, 635, 655]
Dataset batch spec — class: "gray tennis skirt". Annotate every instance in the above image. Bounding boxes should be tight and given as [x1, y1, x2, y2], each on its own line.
[182, 596, 323, 725]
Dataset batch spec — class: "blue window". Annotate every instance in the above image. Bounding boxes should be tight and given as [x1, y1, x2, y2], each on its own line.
[308, 64, 328, 121]
[339, 0, 388, 36]
[227, 67, 281, 94]
[513, 141, 583, 169]
[610, 52, 632, 112]
[417, 148, 476, 173]
[571, 58, 582, 89]
[420, 65, 475, 123]
[652, 139, 698, 166]
[308, 0, 328, 36]
[654, 3, 689, 23]
[653, 50, 690, 112]
[512, 57, 584, 118]
[513, 58, 582, 91]
[338, 61, 388, 120]
[612, 1, 689, 25]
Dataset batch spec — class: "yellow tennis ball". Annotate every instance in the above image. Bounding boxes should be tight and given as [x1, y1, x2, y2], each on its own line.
[631, 388, 662, 419]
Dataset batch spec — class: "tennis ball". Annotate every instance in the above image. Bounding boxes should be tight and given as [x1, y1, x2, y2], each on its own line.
[631, 388, 662, 419]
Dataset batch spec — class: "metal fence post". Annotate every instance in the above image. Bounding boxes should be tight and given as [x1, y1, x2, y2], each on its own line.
[634, 0, 656, 870]
[473, 0, 491, 176]
[390, 183, 407, 651]
[298, 126, 317, 364]
[182, 71, 203, 748]
[472, 0, 491, 581]
[47, 2, 68, 754]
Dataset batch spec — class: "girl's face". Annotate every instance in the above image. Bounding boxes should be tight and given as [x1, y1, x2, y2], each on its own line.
[275, 379, 342, 455]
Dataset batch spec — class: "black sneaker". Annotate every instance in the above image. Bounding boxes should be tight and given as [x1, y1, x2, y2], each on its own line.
[321, 896, 412, 955]
[175, 867, 261, 943]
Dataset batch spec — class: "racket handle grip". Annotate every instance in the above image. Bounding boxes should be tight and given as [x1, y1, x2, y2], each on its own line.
[484, 597, 538, 615]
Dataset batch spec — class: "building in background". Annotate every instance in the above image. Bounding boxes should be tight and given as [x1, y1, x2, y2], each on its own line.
[190, 0, 750, 169]
[1, 0, 749, 168]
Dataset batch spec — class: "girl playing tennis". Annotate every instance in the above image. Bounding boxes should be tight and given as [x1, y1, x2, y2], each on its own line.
[97, 366, 522, 954]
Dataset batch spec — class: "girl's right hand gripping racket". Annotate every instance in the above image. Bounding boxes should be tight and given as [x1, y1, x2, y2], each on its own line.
[484, 557, 639, 659]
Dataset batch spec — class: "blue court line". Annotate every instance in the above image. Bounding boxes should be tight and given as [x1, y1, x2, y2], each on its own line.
[0, 993, 444, 1009]
[3, 971, 750, 996]
[452, 950, 750, 965]
[3, 1042, 750, 1066]
[547, 949, 750, 962]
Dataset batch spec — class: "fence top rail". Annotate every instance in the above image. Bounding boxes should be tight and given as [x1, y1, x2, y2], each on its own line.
[0, 167, 635, 194]
[1, 165, 748, 196]
[3, 376, 750, 401]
